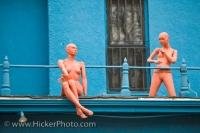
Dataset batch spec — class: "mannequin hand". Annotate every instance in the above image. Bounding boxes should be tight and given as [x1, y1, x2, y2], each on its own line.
[160, 49, 166, 54]
[154, 60, 162, 64]
[63, 73, 73, 80]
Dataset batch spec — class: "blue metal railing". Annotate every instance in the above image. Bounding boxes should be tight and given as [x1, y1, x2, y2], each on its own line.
[0, 56, 199, 97]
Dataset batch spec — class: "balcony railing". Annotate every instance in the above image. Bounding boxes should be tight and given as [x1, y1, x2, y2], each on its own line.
[0, 56, 199, 97]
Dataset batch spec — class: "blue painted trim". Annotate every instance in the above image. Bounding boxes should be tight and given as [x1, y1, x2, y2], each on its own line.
[2, 65, 200, 70]
[180, 59, 198, 97]
[104, 0, 109, 93]
[1, 96, 200, 113]
[121, 58, 129, 90]
[1, 57, 200, 97]
[1, 56, 11, 96]
[105, 0, 110, 93]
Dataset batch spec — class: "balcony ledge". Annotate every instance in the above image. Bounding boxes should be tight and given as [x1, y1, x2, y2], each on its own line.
[0, 96, 200, 113]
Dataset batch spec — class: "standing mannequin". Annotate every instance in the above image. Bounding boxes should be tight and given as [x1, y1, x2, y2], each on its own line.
[147, 32, 177, 97]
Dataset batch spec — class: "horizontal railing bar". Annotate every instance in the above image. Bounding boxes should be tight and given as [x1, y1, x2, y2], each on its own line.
[9, 65, 58, 68]
[187, 67, 200, 70]
[0, 64, 199, 71]
[86, 66, 122, 68]
[7, 65, 123, 68]
[129, 66, 180, 70]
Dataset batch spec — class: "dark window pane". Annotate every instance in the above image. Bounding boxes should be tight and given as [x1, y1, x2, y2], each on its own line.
[108, 0, 144, 45]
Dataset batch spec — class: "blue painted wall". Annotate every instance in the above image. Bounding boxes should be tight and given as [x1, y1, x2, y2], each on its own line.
[48, 0, 107, 96]
[1, 0, 200, 133]
[48, 0, 200, 96]
[0, 0, 200, 97]
[0, 0, 49, 95]
[148, 0, 200, 96]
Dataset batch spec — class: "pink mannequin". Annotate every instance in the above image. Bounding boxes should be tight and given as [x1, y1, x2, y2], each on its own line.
[58, 43, 93, 119]
[147, 32, 177, 97]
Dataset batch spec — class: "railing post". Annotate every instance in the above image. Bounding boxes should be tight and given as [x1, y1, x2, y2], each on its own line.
[1, 56, 11, 96]
[179, 58, 197, 97]
[121, 58, 131, 95]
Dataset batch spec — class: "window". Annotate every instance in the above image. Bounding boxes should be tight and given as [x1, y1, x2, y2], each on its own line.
[106, 0, 148, 91]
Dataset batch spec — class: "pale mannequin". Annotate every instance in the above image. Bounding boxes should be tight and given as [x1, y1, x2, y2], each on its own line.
[58, 43, 93, 119]
[147, 32, 177, 97]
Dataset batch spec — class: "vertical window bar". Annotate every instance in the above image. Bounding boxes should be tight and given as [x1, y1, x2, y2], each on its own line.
[111, 47, 113, 88]
[132, 0, 135, 44]
[124, 0, 127, 43]
[109, 0, 112, 43]
[134, 48, 137, 89]
[139, 0, 144, 43]
[117, 0, 119, 43]
[142, 47, 145, 89]
[119, 47, 122, 64]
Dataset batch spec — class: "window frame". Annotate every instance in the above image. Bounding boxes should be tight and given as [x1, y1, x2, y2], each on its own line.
[105, 0, 150, 94]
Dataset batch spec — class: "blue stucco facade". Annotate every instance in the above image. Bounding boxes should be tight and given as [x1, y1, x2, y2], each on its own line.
[48, 0, 107, 96]
[0, 0, 199, 97]
[148, 0, 200, 96]
[47, 0, 200, 97]
[0, 0, 49, 95]
[1, 0, 200, 133]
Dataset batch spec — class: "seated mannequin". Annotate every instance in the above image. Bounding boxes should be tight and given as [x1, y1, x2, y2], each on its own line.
[58, 43, 93, 119]
[147, 32, 177, 97]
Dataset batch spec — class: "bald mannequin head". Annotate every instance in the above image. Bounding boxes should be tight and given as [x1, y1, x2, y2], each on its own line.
[65, 43, 77, 56]
[66, 43, 77, 49]
[159, 32, 169, 39]
[159, 32, 170, 47]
